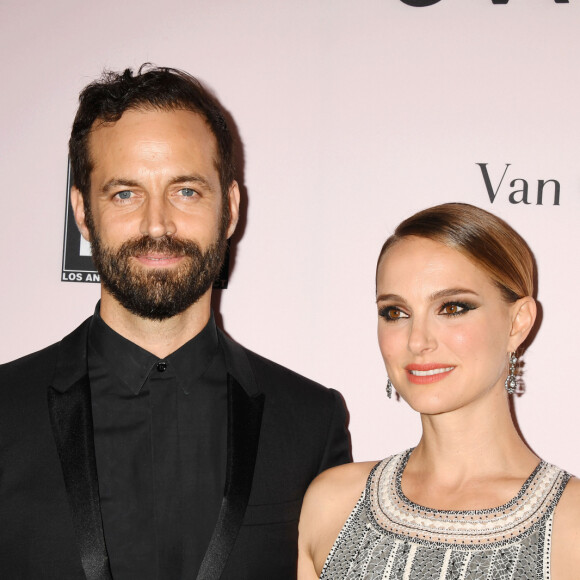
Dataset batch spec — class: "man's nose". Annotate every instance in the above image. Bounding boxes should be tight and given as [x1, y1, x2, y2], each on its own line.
[139, 196, 176, 239]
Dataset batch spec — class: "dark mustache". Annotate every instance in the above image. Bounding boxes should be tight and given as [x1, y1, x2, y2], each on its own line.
[118, 235, 201, 258]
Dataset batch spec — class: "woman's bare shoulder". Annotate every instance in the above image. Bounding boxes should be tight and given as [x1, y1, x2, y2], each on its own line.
[551, 476, 580, 578]
[298, 461, 378, 578]
[300, 461, 378, 530]
[308, 461, 378, 500]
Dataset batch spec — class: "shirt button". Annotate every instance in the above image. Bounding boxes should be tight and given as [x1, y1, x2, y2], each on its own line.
[156, 361, 167, 372]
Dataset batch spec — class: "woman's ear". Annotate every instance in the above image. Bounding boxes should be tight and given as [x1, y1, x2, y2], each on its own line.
[508, 297, 537, 351]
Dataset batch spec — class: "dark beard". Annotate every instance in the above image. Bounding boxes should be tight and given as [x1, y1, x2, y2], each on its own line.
[89, 230, 227, 321]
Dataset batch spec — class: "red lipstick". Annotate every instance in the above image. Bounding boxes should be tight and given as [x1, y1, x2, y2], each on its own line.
[405, 363, 455, 385]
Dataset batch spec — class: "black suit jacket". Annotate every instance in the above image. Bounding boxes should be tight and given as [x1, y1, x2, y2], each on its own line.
[0, 318, 351, 580]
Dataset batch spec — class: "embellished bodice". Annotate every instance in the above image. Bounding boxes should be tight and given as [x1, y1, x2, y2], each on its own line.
[321, 450, 570, 580]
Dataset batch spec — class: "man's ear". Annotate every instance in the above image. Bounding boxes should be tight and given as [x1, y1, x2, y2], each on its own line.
[70, 186, 91, 242]
[226, 181, 240, 239]
[508, 297, 537, 351]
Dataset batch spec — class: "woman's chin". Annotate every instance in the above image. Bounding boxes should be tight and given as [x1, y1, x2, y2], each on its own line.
[399, 390, 463, 416]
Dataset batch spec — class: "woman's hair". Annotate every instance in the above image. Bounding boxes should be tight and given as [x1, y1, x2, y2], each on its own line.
[376, 203, 534, 302]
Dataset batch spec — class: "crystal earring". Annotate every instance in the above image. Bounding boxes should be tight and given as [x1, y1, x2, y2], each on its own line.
[386, 379, 393, 399]
[505, 352, 518, 394]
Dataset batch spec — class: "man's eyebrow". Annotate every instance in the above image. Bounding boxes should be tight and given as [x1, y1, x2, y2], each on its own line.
[100, 174, 216, 194]
[376, 288, 478, 304]
[101, 178, 141, 193]
[169, 174, 215, 191]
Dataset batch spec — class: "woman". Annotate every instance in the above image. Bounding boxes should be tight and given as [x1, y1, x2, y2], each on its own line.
[298, 203, 580, 579]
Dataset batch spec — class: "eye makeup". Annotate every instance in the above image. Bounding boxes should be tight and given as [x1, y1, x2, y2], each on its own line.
[438, 301, 478, 317]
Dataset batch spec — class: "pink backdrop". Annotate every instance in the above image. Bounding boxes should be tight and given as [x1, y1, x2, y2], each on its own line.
[1, 0, 578, 474]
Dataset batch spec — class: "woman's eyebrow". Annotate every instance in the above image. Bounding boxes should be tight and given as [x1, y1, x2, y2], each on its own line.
[429, 288, 479, 301]
[376, 288, 478, 304]
[376, 293, 405, 304]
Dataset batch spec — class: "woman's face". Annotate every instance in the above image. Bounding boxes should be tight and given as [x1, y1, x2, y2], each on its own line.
[376, 236, 526, 415]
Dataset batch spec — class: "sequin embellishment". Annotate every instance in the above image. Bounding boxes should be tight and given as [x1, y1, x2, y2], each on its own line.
[320, 450, 570, 579]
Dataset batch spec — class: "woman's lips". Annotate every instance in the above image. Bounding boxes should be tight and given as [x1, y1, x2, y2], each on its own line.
[405, 364, 455, 384]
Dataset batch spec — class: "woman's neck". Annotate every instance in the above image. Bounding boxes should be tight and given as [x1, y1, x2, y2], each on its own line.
[402, 386, 539, 509]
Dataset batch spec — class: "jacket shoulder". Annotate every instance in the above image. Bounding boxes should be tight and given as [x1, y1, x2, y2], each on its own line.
[233, 343, 352, 492]
[0, 316, 91, 390]
[0, 341, 60, 383]
[242, 346, 333, 398]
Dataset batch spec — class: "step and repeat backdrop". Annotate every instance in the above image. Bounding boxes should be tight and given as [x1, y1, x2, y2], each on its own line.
[1, 0, 578, 473]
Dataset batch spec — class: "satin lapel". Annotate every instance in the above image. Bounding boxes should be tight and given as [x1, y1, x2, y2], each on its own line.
[196, 374, 265, 580]
[47, 376, 113, 580]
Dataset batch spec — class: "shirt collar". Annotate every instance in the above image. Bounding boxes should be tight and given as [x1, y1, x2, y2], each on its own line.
[88, 304, 220, 395]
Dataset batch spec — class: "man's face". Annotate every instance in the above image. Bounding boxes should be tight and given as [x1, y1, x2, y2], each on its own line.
[72, 108, 239, 320]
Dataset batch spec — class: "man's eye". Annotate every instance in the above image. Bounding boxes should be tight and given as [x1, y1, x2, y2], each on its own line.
[115, 190, 133, 200]
[178, 188, 197, 197]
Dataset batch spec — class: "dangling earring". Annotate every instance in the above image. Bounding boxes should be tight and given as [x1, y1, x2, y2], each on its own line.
[505, 352, 518, 394]
[386, 379, 393, 399]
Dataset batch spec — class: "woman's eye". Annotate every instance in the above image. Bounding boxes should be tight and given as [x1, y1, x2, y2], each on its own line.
[379, 306, 409, 321]
[439, 302, 475, 316]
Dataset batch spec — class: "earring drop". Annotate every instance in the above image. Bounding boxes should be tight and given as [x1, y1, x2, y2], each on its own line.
[505, 352, 518, 394]
[386, 379, 393, 399]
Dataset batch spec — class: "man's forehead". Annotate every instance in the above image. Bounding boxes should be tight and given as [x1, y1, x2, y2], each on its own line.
[85, 108, 221, 191]
[89, 107, 211, 136]
[87, 108, 218, 160]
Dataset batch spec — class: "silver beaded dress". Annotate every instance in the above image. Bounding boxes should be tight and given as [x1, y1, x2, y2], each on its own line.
[320, 449, 570, 580]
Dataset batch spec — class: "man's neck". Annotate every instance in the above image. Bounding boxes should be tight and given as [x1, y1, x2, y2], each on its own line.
[99, 290, 213, 358]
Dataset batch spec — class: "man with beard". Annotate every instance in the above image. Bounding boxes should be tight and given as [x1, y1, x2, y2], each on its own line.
[0, 66, 351, 580]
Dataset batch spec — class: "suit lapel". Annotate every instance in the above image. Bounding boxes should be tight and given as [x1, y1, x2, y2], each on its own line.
[48, 376, 113, 580]
[46, 317, 262, 580]
[196, 374, 265, 580]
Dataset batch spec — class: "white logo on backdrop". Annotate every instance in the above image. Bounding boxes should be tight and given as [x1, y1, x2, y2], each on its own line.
[79, 236, 92, 257]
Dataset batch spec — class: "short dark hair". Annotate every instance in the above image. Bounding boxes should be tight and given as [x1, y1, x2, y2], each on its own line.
[69, 64, 235, 205]
[377, 203, 535, 303]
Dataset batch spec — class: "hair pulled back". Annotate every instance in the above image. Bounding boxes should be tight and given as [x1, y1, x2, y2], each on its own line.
[377, 203, 534, 302]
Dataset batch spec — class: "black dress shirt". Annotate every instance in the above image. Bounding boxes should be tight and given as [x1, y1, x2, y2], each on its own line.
[88, 307, 227, 579]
